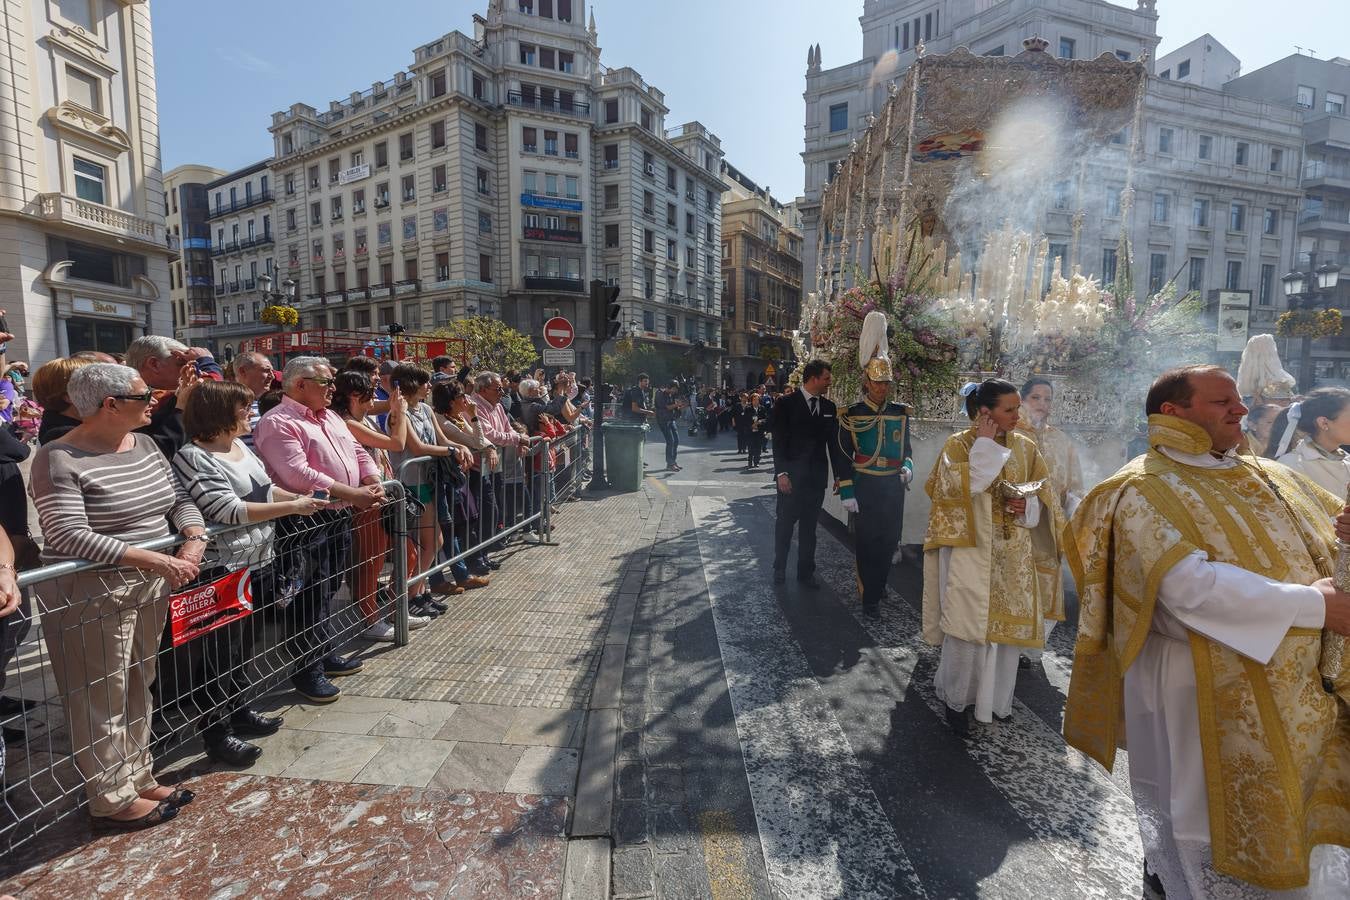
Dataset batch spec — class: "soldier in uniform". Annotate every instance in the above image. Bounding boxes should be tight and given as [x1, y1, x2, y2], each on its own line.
[837, 311, 913, 620]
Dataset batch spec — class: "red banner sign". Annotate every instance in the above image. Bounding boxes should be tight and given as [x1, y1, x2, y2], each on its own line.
[168, 568, 254, 647]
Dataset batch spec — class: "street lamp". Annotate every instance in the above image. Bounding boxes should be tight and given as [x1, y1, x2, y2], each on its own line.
[1282, 259, 1343, 391]
[257, 273, 298, 305]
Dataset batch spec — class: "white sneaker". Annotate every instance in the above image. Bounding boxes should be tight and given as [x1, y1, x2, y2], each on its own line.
[361, 622, 396, 642]
[404, 614, 432, 630]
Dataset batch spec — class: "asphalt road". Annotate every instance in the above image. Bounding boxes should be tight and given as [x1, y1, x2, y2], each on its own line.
[616, 421, 1144, 900]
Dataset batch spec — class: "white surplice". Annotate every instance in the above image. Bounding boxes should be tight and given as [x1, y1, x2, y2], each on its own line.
[933, 436, 1040, 723]
[1125, 445, 1350, 899]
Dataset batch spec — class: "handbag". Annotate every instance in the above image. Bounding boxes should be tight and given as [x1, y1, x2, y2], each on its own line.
[380, 489, 426, 536]
[435, 453, 468, 489]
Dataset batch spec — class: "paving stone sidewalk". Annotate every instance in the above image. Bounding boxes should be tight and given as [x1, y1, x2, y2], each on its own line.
[1, 488, 661, 899]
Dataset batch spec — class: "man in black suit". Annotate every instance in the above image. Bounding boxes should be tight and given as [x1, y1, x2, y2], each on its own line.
[770, 359, 853, 587]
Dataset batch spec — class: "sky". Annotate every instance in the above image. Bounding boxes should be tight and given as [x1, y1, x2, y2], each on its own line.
[154, 0, 1348, 202]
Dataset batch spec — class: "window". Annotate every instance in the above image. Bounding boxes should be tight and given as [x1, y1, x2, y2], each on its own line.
[65, 66, 100, 112]
[605, 99, 619, 124]
[1059, 37, 1075, 59]
[1158, 127, 1173, 154]
[399, 132, 414, 161]
[1198, 135, 1212, 160]
[666, 166, 676, 190]
[603, 144, 619, 169]
[72, 157, 106, 204]
[285, 173, 295, 195]
[1263, 208, 1279, 235]
[829, 102, 848, 133]
[640, 107, 652, 131]
[310, 201, 322, 226]
[1101, 248, 1118, 284]
[544, 130, 558, 156]
[643, 267, 654, 299]
[307, 165, 319, 189]
[1159, 69, 1170, 80]
[686, 212, 695, 235]
[401, 174, 415, 201]
[1176, 59, 1190, 78]
[685, 246, 695, 267]
[564, 133, 579, 159]
[664, 315, 675, 336]
[605, 224, 620, 248]
[1115, 50, 1132, 61]
[902, 22, 910, 50]
[56, 0, 96, 31]
[540, 48, 555, 70]
[1106, 189, 1121, 217]
[1149, 253, 1168, 293]
[477, 168, 490, 194]
[520, 43, 536, 65]
[604, 184, 618, 209]
[642, 190, 654, 215]
[1192, 198, 1210, 228]
[1328, 92, 1348, 115]
[435, 252, 449, 281]
[353, 188, 365, 213]
[522, 126, 537, 152]
[375, 141, 388, 168]
[376, 182, 390, 206]
[706, 223, 714, 242]
[986, 44, 1005, 57]
[479, 211, 492, 233]
[1052, 181, 1070, 209]
[666, 202, 676, 227]
[472, 74, 485, 101]
[478, 254, 492, 283]
[1229, 202, 1246, 232]
[667, 239, 677, 261]
[643, 151, 654, 176]
[523, 170, 537, 194]
[430, 120, 446, 149]
[331, 196, 343, 220]
[1297, 85, 1315, 109]
[544, 173, 558, 196]
[286, 208, 297, 230]
[1152, 191, 1170, 223]
[559, 51, 574, 73]
[1270, 148, 1283, 172]
[1188, 257, 1205, 291]
[643, 229, 654, 253]
[1235, 142, 1249, 167]
[1225, 260, 1242, 291]
[643, 310, 655, 331]
[1259, 263, 1275, 306]
[433, 165, 447, 193]
[429, 69, 446, 97]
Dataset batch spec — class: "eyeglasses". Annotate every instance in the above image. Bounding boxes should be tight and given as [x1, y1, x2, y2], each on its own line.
[109, 391, 154, 404]
[305, 376, 336, 387]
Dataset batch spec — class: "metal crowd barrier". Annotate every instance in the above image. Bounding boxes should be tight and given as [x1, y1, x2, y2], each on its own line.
[0, 419, 592, 857]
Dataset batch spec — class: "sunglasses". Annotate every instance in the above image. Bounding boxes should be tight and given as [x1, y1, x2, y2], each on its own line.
[109, 391, 154, 404]
[305, 376, 337, 386]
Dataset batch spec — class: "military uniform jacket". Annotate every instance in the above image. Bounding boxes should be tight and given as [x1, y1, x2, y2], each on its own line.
[837, 398, 912, 502]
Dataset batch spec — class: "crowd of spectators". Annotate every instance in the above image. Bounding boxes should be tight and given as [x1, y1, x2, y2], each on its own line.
[0, 334, 592, 831]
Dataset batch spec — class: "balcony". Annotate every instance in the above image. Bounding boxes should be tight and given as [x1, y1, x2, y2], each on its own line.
[521, 225, 584, 244]
[34, 192, 166, 249]
[228, 281, 241, 293]
[210, 232, 275, 257]
[603, 159, 620, 170]
[523, 274, 586, 293]
[1303, 161, 1350, 194]
[206, 190, 273, 220]
[214, 284, 227, 296]
[394, 279, 420, 295]
[506, 91, 592, 120]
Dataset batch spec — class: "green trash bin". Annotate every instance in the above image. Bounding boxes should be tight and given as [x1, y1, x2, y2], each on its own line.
[602, 421, 649, 492]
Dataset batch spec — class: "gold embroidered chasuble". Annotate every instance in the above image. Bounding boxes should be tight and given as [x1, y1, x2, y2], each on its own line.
[1015, 419, 1083, 621]
[1063, 415, 1350, 890]
[921, 428, 1064, 648]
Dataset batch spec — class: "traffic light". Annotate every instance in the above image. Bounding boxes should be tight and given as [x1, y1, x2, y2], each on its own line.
[590, 279, 622, 341]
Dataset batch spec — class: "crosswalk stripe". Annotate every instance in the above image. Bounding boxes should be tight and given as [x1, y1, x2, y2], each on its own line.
[692, 496, 927, 899]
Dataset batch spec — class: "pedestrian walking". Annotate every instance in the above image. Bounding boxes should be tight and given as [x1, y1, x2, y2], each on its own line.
[654, 381, 682, 471]
[769, 360, 851, 587]
[746, 393, 769, 469]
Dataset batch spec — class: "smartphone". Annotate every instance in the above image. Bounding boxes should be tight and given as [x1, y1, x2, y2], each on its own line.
[313, 489, 329, 502]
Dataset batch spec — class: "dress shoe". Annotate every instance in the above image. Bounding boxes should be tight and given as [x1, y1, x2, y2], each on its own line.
[1018, 656, 1032, 670]
[993, 711, 1013, 723]
[0, 696, 37, 715]
[230, 707, 283, 737]
[322, 654, 364, 677]
[3, 725, 24, 745]
[461, 575, 490, 590]
[772, 570, 786, 585]
[797, 574, 821, 589]
[862, 604, 881, 621]
[292, 672, 341, 703]
[484, 558, 502, 571]
[204, 733, 262, 767]
[945, 705, 971, 736]
[91, 799, 178, 831]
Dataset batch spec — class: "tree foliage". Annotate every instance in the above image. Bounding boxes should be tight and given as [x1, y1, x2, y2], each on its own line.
[423, 317, 538, 374]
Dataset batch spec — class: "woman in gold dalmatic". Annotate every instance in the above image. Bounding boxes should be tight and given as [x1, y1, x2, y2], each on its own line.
[922, 379, 1064, 734]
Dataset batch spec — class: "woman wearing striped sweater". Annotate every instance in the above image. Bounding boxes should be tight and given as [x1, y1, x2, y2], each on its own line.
[172, 380, 326, 766]
[29, 364, 206, 830]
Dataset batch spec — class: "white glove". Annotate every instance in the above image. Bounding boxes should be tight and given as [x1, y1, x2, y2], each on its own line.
[899, 467, 913, 485]
[842, 498, 859, 514]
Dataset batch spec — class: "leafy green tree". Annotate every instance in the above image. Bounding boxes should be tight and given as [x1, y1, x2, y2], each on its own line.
[423, 317, 538, 374]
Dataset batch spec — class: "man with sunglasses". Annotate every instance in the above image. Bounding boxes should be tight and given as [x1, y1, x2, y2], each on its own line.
[127, 335, 210, 460]
[254, 357, 385, 703]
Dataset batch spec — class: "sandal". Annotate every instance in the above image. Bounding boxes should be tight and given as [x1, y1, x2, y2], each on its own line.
[92, 798, 179, 831]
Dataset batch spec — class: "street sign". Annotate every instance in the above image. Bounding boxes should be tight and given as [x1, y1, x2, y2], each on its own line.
[764, 363, 777, 376]
[543, 316, 575, 349]
[543, 348, 575, 366]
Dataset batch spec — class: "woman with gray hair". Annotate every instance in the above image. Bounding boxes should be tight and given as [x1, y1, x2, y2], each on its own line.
[29, 363, 206, 830]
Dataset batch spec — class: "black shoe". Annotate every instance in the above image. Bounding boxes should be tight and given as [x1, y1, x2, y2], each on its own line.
[230, 707, 283, 737]
[485, 559, 502, 571]
[0, 696, 37, 715]
[797, 574, 821, 589]
[412, 598, 441, 619]
[1143, 861, 1166, 899]
[862, 604, 881, 620]
[292, 672, 341, 703]
[945, 705, 971, 735]
[91, 799, 178, 831]
[323, 654, 364, 677]
[423, 595, 449, 613]
[204, 733, 263, 766]
[2, 725, 24, 744]
[993, 712, 1013, 723]
[772, 570, 786, 585]
[1018, 656, 1032, 670]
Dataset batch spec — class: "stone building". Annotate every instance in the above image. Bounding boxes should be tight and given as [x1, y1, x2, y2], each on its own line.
[720, 161, 803, 390]
[0, 0, 175, 361]
[164, 163, 224, 345]
[261, 0, 723, 375]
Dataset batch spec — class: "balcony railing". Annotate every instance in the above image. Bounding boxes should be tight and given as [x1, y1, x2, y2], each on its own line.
[394, 279, 420, 295]
[35, 192, 164, 248]
[210, 232, 275, 257]
[506, 91, 591, 120]
[523, 274, 586, 293]
[522, 225, 584, 244]
[206, 190, 273, 220]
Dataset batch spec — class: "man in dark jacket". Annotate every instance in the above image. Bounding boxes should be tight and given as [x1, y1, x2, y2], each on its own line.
[126, 335, 202, 459]
[769, 360, 853, 587]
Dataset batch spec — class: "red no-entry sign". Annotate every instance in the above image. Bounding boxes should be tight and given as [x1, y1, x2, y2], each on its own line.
[543, 316, 574, 349]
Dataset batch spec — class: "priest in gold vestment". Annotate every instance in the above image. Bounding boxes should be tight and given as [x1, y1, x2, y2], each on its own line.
[1063, 365, 1350, 898]
[923, 379, 1064, 733]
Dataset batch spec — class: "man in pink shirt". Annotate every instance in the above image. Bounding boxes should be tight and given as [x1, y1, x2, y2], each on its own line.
[255, 357, 385, 703]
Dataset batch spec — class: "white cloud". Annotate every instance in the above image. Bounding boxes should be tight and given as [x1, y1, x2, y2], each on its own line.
[216, 47, 278, 75]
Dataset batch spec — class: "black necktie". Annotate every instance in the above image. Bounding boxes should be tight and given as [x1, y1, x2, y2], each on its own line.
[809, 396, 819, 417]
